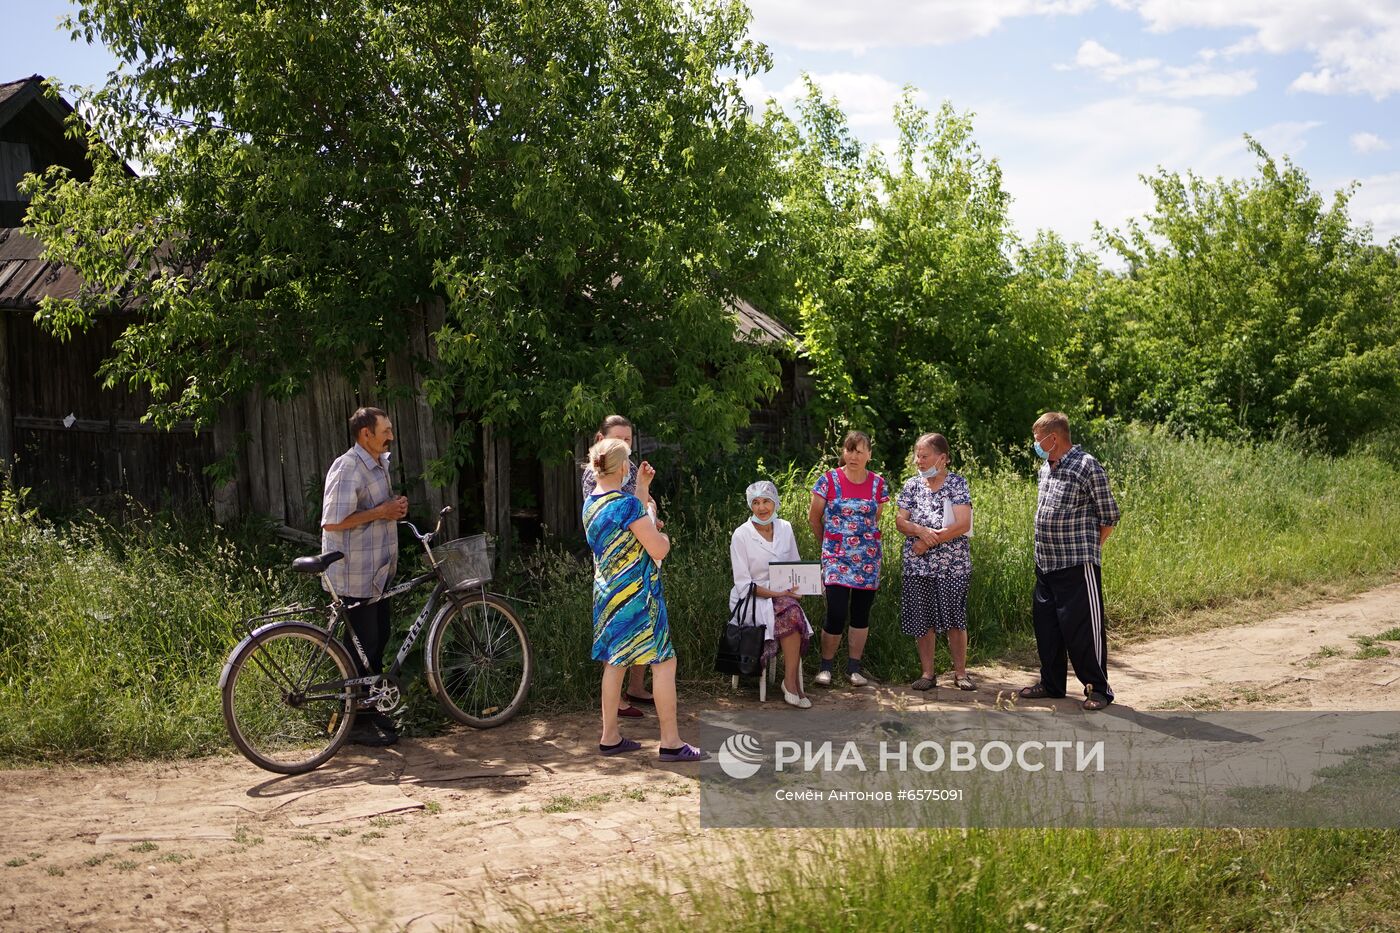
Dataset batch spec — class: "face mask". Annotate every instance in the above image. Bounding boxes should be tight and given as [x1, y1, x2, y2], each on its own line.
[918, 464, 943, 478]
[751, 514, 774, 526]
[1034, 440, 1051, 459]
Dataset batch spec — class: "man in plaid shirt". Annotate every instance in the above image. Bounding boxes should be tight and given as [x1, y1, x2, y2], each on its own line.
[321, 406, 409, 745]
[1019, 412, 1121, 711]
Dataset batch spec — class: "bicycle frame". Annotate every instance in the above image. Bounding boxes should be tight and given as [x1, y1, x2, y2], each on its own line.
[232, 508, 493, 701]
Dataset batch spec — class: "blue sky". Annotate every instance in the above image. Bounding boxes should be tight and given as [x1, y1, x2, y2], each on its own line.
[6, 0, 1399, 249]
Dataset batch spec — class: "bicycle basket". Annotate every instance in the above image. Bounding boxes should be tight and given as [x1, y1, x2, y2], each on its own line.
[434, 534, 495, 590]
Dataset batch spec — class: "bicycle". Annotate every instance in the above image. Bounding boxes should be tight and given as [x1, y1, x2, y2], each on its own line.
[219, 506, 532, 774]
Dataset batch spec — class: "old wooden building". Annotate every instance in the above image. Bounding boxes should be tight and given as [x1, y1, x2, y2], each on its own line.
[1, 75, 809, 549]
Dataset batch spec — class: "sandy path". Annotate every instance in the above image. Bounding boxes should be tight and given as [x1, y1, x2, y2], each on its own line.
[3, 582, 1399, 931]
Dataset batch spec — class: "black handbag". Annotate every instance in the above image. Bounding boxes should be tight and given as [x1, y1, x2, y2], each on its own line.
[714, 583, 766, 676]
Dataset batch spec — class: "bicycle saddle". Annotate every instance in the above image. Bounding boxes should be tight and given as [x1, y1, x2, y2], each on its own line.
[291, 552, 345, 574]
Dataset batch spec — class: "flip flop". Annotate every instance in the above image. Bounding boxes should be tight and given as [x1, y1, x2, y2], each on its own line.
[599, 737, 641, 756]
[624, 693, 655, 706]
[658, 743, 710, 762]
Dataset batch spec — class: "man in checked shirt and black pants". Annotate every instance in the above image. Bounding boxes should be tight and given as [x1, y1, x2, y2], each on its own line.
[1019, 412, 1121, 711]
[321, 406, 410, 745]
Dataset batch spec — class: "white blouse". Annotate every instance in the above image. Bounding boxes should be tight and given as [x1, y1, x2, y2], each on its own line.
[728, 518, 810, 642]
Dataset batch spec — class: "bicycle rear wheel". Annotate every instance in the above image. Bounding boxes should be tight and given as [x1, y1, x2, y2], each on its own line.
[425, 594, 532, 727]
[222, 622, 357, 774]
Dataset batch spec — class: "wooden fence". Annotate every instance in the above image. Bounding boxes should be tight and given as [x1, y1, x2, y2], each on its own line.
[209, 299, 461, 542]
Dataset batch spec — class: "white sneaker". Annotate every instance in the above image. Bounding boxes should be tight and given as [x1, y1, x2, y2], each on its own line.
[848, 671, 870, 687]
[813, 669, 833, 687]
[783, 687, 812, 709]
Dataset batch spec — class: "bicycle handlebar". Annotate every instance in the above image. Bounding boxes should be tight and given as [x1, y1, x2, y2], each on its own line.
[400, 505, 454, 550]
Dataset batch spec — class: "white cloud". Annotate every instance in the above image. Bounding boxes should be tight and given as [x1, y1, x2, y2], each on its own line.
[1348, 171, 1400, 242]
[1072, 39, 1160, 77]
[1350, 132, 1391, 154]
[977, 96, 1213, 246]
[1139, 64, 1257, 98]
[745, 0, 1097, 53]
[1066, 39, 1256, 98]
[744, 72, 924, 130]
[977, 97, 1325, 248]
[1115, 1, 1400, 100]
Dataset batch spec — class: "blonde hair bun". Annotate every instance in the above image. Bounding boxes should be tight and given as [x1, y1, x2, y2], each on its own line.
[588, 437, 631, 478]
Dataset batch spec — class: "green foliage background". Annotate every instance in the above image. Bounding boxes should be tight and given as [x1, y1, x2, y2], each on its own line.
[19, 1, 1400, 475]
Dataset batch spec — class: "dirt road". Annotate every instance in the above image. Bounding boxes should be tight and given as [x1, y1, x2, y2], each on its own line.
[4, 583, 1399, 931]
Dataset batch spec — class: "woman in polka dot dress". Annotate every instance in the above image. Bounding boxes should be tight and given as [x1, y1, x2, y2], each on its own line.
[894, 433, 975, 691]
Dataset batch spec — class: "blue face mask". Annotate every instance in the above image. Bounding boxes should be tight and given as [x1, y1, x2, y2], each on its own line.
[1033, 442, 1048, 459]
[918, 464, 943, 478]
[751, 514, 774, 526]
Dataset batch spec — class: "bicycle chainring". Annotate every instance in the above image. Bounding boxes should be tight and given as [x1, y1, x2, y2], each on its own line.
[369, 675, 402, 714]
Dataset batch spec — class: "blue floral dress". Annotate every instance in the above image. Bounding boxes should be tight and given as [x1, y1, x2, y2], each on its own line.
[583, 491, 674, 666]
[813, 469, 890, 590]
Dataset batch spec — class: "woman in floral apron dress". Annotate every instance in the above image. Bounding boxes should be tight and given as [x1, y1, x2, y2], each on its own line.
[807, 431, 889, 687]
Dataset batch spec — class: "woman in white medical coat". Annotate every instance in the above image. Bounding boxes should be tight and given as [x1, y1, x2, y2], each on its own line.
[729, 481, 814, 708]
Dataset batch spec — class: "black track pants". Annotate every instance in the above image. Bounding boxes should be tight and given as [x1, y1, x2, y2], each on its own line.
[343, 598, 392, 677]
[1032, 563, 1112, 700]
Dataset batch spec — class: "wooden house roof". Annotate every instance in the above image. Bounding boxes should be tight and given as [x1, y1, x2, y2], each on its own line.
[730, 295, 795, 345]
[0, 226, 126, 311]
[1, 75, 142, 312]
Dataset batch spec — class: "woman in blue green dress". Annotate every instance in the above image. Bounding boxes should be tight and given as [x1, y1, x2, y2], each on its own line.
[583, 437, 708, 762]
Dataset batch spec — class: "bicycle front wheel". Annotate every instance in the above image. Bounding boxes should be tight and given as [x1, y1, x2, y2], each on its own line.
[426, 594, 532, 727]
[222, 622, 357, 774]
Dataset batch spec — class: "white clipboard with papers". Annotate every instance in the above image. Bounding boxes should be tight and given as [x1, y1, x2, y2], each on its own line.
[768, 560, 823, 596]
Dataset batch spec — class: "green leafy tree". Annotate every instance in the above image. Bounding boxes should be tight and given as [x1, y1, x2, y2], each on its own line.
[1095, 139, 1400, 450]
[24, 0, 783, 470]
[770, 83, 1070, 467]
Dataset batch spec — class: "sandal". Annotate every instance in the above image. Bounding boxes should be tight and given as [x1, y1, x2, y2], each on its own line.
[658, 743, 710, 762]
[1082, 694, 1111, 711]
[618, 705, 644, 719]
[910, 676, 937, 691]
[953, 674, 976, 691]
[1018, 683, 1063, 700]
[599, 737, 641, 756]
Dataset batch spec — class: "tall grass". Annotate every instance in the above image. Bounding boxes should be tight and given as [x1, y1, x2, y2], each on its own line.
[540, 827, 1399, 932]
[3, 424, 1400, 762]
[0, 487, 310, 762]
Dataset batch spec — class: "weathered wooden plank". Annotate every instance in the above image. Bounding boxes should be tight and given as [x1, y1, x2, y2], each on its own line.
[210, 402, 240, 523]
[297, 389, 319, 527]
[482, 423, 511, 553]
[275, 524, 321, 547]
[383, 338, 420, 504]
[405, 305, 444, 522]
[0, 312, 12, 465]
[540, 454, 582, 541]
[280, 395, 306, 529]
[11, 415, 199, 434]
[263, 395, 287, 525]
[244, 392, 269, 515]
